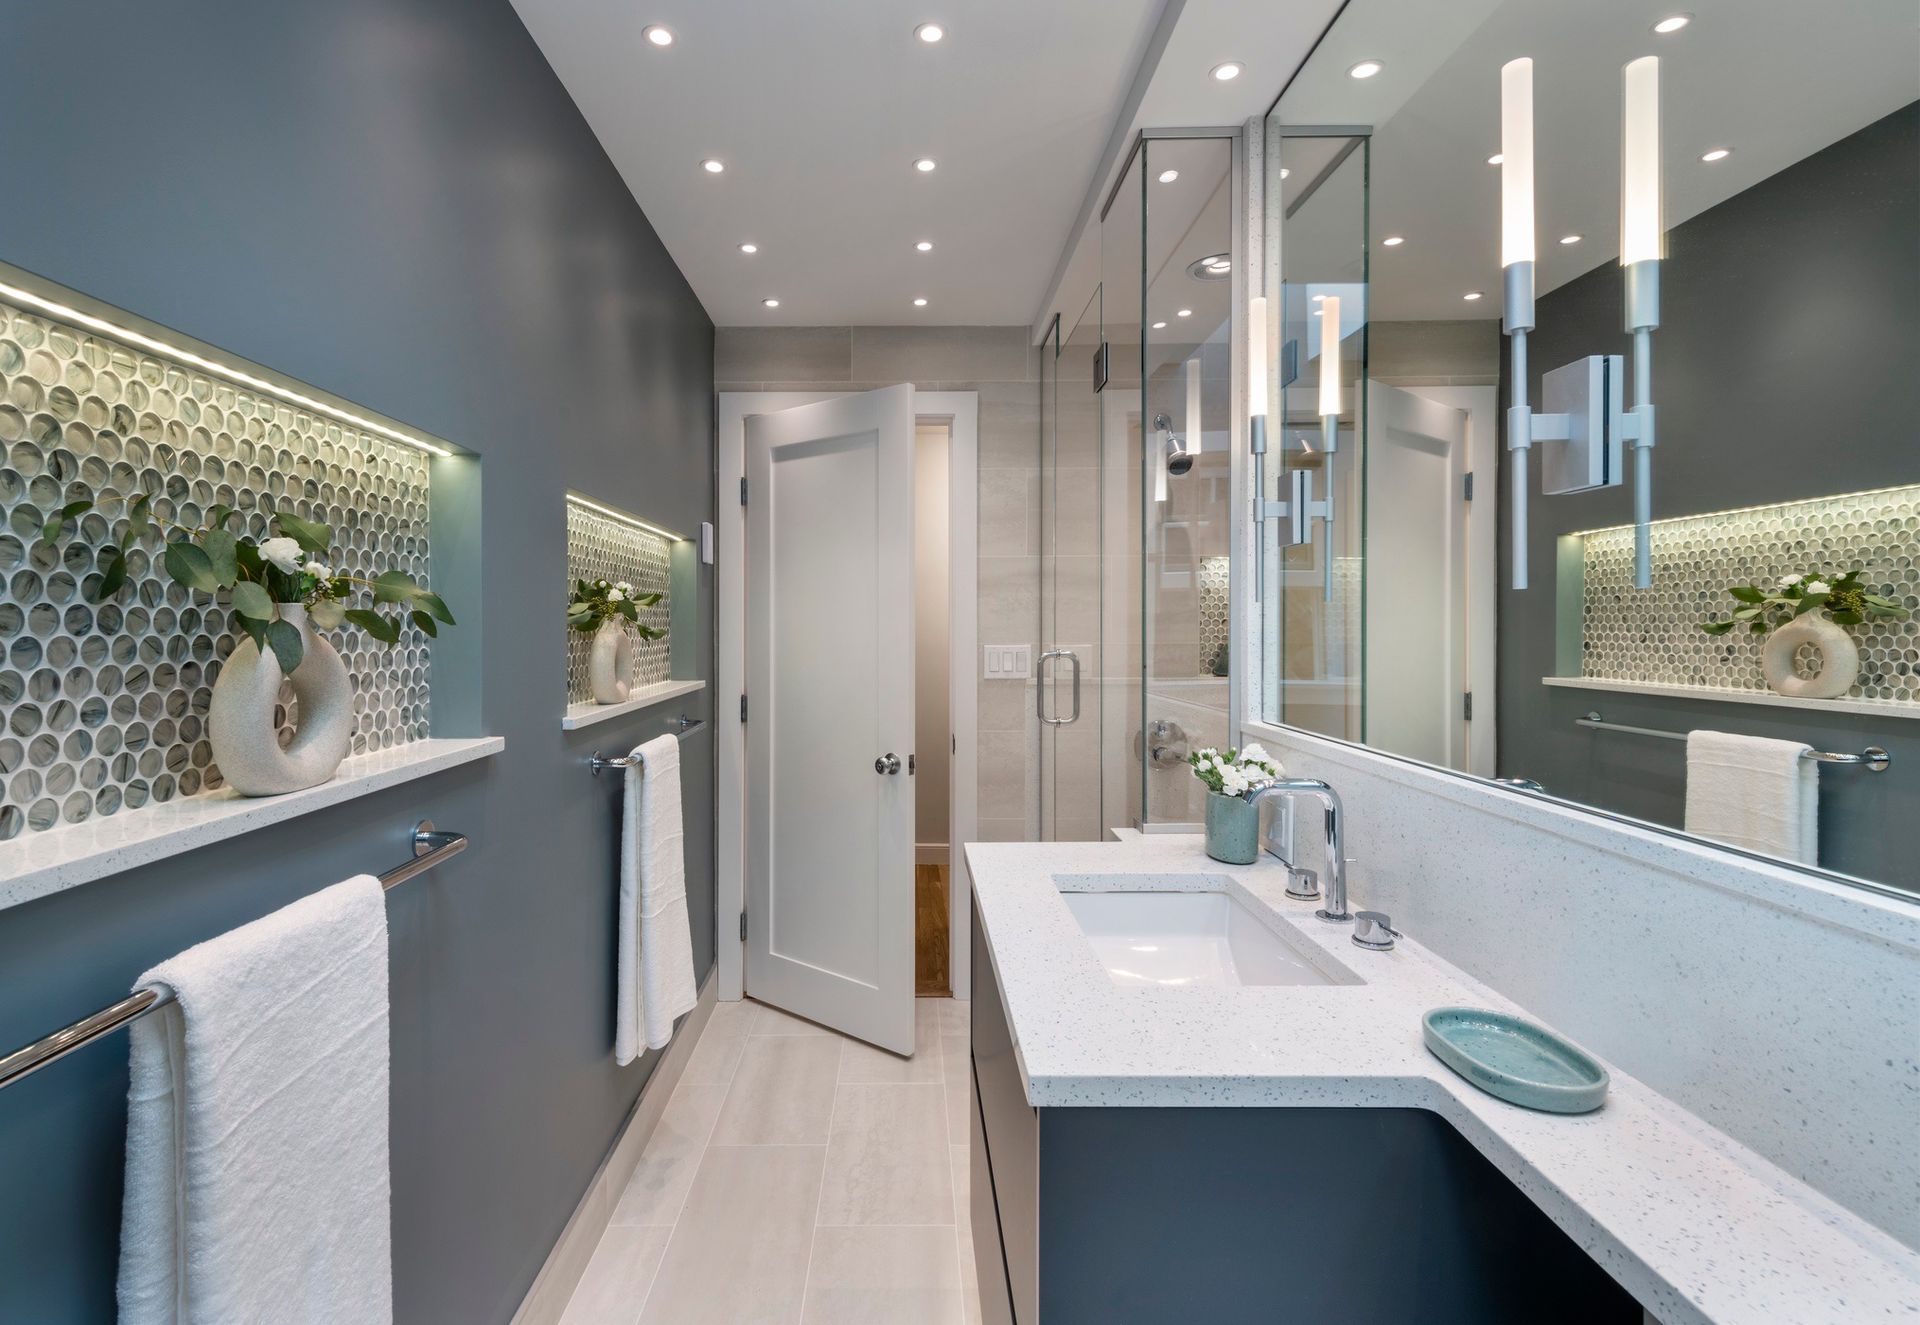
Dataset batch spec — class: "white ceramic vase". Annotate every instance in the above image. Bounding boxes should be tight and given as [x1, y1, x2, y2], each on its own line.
[588, 619, 634, 704]
[208, 604, 354, 796]
[1761, 614, 1860, 700]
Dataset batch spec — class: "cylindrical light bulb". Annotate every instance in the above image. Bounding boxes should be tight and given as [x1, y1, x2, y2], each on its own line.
[1186, 356, 1203, 458]
[1318, 296, 1342, 418]
[1621, 56, 1662, 265]
[1500, 58, 1536, 268]
[1247, 296, 1269, 419]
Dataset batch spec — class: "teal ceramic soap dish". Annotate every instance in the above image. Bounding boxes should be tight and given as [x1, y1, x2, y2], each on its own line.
[1422, 1007, 1610, 1114]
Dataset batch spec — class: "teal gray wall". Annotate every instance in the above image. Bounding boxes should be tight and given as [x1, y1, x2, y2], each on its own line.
[0, 2, 715, 1321]
[1496, 103, 1919, 888]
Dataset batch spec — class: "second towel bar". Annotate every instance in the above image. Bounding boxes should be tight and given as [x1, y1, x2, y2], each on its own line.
[589, 715, 707, 776]
[1576, 711, 1891, 772]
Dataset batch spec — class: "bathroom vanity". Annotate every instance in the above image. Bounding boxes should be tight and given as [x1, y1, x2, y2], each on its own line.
[964, 837, 1920, 1325]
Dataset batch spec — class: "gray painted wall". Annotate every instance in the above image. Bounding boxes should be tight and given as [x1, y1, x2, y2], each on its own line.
[1497, 103, 1919, 889]
[0, 3, 715, 1321]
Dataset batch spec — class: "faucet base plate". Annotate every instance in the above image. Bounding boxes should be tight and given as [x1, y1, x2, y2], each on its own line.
[1315, 908, 1352, 924]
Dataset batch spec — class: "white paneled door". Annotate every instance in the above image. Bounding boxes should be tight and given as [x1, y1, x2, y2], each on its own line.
[744, 386, 916, 1054]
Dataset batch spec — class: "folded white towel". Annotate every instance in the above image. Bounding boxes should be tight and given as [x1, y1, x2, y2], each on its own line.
[1684, 729, 1819, 865]
[119, 875, 392, 1325]
[617, 734, 698, 1063]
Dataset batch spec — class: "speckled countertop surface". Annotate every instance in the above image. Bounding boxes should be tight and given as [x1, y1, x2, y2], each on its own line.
[965, 836, 1920, 1325]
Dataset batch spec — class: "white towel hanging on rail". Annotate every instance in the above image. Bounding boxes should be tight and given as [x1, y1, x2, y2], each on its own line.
[1684, 729, 1819, 865]
[617, 733, 698, 1063]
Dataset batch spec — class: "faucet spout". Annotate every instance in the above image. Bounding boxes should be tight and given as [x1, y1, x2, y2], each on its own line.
[1240, 777, 1350, 923]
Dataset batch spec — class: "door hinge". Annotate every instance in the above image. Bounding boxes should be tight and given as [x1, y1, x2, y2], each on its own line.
[1463, 691, 1474, 721]
[739, 911, 747, 942]
[1463, 471, 1475, 502]
[740, 693, 748, 722]
[739, 476, 749, 506]
[908, 754, 916, 775]
[951, 734, 956, 754]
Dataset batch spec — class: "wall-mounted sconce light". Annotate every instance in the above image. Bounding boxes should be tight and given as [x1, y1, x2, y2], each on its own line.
[1250, 293, 1336, 602]
[1503, 55, 1660, 591]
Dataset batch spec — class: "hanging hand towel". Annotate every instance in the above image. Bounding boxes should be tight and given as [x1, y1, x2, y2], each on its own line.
[1684, 729, 1819, 865]
[118, 875, 392, 1325]
[617, 733, 699, 1063]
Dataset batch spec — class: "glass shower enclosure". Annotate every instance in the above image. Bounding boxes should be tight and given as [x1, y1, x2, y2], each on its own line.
[1036, 132, 1238, 839]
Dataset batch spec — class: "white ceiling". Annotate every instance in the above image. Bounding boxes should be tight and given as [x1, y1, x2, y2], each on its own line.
[510, 0, 1165, 325]
[1276, 0, 1920, 321]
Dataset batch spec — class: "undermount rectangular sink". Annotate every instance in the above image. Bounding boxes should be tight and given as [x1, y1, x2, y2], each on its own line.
[1060, 887, 1356, 989]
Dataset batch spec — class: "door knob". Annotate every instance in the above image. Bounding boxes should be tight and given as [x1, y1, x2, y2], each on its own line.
[875, 753, 902, 774]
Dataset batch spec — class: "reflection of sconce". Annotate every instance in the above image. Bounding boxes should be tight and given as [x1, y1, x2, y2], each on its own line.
[1503, 55, 1660, 591]
[1250, 293, 1336, 601]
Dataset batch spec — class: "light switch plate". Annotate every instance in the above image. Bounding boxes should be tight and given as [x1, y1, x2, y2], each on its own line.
[984, 644, 1032, 680]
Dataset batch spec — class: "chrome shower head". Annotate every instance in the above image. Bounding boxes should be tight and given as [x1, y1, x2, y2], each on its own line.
[1153, 413, 1194, 476]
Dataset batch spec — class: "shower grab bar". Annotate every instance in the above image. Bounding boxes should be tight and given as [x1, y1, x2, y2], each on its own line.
[1037, 649, 1081, 727]
[0, 821, 468, 1092]
[588, 715, 708, 775]
[1575, 711, 1890, 772]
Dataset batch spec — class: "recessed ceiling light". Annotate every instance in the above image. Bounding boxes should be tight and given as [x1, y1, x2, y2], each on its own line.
[1559, 233, 1583, 245]
[913, 297, 929, 307]
[1381, 235, 1405, 247]
[1700, 147, 1732, 162]
[1158, 169, 1179, 184]
[1210, 61, 1243, 82]
[1487, 153, 1503, 166]
[643, 25, 673, 46]
[915, 240, 933, 252]
[762, 298, 780, 308]
[1462, 291, 1483, 301]
[1176, 308, 1192, 318]
[1348, 59, 1384, 80]
[1311, 293, 1326, 302]
[739, 243, 758, 254]
[915, 22, 945, 43]
[1151, 321, 1167, 329]
[701, 159, 724, 173]
[1652, 13, 1692, 34]
[914, 157, 937, 173]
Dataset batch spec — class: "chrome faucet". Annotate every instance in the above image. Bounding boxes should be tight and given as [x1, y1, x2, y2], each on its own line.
[1239, 778, 1351, 923]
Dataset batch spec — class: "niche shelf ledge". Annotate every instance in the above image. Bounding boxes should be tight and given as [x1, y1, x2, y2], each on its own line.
[562, 679, 707, 730]
[0, 737, 506, 912]
[1543, 676, 1919, 719]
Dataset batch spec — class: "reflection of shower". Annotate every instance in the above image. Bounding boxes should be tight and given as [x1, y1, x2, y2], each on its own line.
[1153, 413, 1194, 475]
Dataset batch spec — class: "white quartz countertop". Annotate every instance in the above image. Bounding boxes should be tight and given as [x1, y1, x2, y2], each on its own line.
[964, 836, 1920, 1325]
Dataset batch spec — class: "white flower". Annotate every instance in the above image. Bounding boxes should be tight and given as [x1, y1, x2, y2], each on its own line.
[1195, 747, 1219, 761]
[1805, 579, 1831, 595]
[1239, 742, 1269, 764]
[1778, 573, 1804, 587]
[607, 587, 626, 602]
[259, 536, 304, 573]
[304, 560, 332, 580]
[615, 580, 634, 593]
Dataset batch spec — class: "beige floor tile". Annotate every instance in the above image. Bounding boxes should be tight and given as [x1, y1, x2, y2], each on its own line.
[840, 1002, 944, 1084]
[640, 1145, 826, 1325]
[711, 1035, 844, 1145]
[800, 1225, 964, 1325]
[749, 1000, 838, 1036]
[610, 1078, 730, 1227]
[560, 1225, 672, 1325]
[940, 1032, 970, 1145]
[680, 1000, 754, 1085]
[817, 1082, 954, 1227]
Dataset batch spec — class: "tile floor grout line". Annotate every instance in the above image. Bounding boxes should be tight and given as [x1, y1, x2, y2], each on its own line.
[794, 1034, 846, 1324]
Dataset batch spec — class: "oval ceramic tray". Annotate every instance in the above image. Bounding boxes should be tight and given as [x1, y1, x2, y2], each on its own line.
[1422, 1007, 1610, 1114]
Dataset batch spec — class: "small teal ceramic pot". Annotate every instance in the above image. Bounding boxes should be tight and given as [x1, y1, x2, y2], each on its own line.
[1204, 790, 1260, 865]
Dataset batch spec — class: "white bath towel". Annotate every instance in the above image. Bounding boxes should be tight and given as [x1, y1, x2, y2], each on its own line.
[118, 875, 392, 1325]
[616, 734, 698, 1063]
[1684, 729, 1819, 865]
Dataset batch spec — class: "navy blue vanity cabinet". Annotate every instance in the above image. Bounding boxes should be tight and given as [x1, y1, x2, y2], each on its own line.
[968, 899, 1641, 1324]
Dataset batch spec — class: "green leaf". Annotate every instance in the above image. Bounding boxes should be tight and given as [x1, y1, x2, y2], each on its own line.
[40, 499, 92, 546]
[414, 590, 455, 626]
[204, 504, 232, 533]
[636, 592, 663, 607]
[410, 609, 438, 638]
[163, 540, 222, 593]
[345, 608, 402, 645]
[95, 548, 129, 600]
[371, 570, 417, 606]
[230, 580, 274, 620]
[1728, 585, 1765, 603]
[238, 613, 268, 652]
[1829, 610, 1863, 626]
[202, 528, 239, 586]
[127, 494, 151, 537]
[309, 599, 347, 630]
[275, 511, 332, 556]
[265, 618, 304, 674]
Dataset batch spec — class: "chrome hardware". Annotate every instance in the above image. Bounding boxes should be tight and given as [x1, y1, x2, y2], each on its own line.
[875, 753, 902, 775]
[589, 716, 708, 775]
[1352, 911, 1399, 951]
[1494, 776, 1546, 793]
[1284, 867, 1321, 901]
[1153, 412, 1193, 476]
[1037, 648, 1082, 727]
[1240, 777, 1350, 922]
[1147, 719, 1189, 769]
[1576, 711, 1891, 772]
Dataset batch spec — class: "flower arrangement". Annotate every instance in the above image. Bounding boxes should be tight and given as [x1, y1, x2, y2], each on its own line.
[567, 578, 666, 639]
[41, 497, 451, 674]
[1187, 743, 1282, 798]
[1699, 568, 1908, 636]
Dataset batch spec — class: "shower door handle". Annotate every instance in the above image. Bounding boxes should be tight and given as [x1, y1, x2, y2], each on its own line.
[1038, 649, 1081, 727]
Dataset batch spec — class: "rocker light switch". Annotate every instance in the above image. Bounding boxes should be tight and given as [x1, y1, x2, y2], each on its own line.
[984, 645, 1031, 679]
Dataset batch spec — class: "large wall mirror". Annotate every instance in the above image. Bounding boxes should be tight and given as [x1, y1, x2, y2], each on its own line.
[1258, 0, 1919, 897]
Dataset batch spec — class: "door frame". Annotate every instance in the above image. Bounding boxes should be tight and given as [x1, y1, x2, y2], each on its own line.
[718, 390, 979, 1005]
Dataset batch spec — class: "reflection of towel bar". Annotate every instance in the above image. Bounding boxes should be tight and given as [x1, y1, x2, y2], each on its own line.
[0, 821, 469, 1092]
[589, 715, 707, 775]
[1576, 711, 1891, 772]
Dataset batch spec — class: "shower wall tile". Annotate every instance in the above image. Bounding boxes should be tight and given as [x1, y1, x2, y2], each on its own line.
[850, 326, 1030, 384]
[714, 327, 852, 384]
[978, 468, 1037, 556]
[974, 381, 1041, 469]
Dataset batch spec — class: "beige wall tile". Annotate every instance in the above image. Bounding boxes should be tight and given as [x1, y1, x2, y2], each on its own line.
[978, 467, 1038, 557]
[973, 817, 1028, 842]
[976, 677, 1030, 732]
[715, 327, 852, 383]
[639, 1145, 825, 1325]
[977, 555, 1037, 646]
[801, 1226, 964, 1325]
[851, 327, 1031, 383]
[976, 380, 1040, 469]
[976, 731, 1029, 820]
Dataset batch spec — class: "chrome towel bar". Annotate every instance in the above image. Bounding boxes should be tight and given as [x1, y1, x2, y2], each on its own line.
[0, 821, 467, 1092]
[1576, 711, 1891, 772]
[588, 715, 707, 776]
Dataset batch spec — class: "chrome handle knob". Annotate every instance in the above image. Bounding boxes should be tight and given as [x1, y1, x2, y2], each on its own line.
[875, 753, 902, 775]
[1352, 911, 1398, 951]
[1284, 867, 1321, 901]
